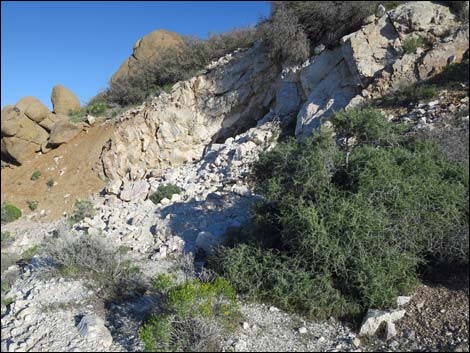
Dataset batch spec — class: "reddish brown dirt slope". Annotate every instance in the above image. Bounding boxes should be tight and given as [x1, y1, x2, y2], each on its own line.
[1, 120, 116, 221]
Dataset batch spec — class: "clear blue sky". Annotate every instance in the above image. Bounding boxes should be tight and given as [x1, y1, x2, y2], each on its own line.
[1, 1, 270, 110]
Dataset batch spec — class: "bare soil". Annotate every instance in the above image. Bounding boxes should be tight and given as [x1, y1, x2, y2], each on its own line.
[1, 119, 116, 221]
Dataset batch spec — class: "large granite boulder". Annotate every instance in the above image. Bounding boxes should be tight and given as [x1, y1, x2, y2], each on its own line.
[1, 105, 49, 164]
[111, 29, 184, 83]
[51, 84, 81, 114]
[15, 96, 50, 123]
[48, 120, 83, 146]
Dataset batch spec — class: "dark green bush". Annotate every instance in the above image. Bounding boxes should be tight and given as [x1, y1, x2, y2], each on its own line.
[30, 170, 41, 181]
[140, 276, 239, 352]
[402, 36, 428, 54]
[149, 184, 182, 205]
[68, 200, 96, 225]
[209, 108, 469, 319]
[1, 203, 22, 224]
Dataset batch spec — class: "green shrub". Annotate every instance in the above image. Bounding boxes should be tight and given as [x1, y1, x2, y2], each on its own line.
[149, 184, 182, 205]
[140, 276, 239, 352]
[21, 245, 40, 262]
[26, 200, 38, 211]
[69, 101, 108, 122]
[86, 101, 107, 116]
[30, 170, 41, 181]
[1, 203, 22, 224]
[208, 108, 469, 319]
[46, 179, 54, 188]
[402, 36, 428, 54]
[1, 231, 14, 246]
[68, 200, 96, 225]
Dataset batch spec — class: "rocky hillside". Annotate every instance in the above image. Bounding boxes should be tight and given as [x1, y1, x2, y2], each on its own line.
[1, 2, 469, 352]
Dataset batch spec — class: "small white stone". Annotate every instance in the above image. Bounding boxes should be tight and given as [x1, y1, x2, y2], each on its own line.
[298, 326, 308, 334]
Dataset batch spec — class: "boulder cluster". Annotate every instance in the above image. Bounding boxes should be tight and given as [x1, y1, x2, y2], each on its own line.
[1, 85, 82, 164]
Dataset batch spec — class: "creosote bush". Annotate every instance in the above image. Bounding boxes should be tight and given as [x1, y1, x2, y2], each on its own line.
[68, 200, 96, 225]
[1, 203, 22, 224]
[208, 108, 469, 320]
[149, 184, 182, 205]
[140, 274, 239, 352]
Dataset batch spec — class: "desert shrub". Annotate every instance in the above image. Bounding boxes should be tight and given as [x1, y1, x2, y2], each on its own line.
[140, 276, 239, 352]
[402, 36, 428, 54]
[46, 178, 54, 188]
[149, 184, 182, 205]
[30, 170, 41, 181]
[106, 27, 258, 106]
[258, 3, 310, 65]
[69, 101, 108, 122]
[208, 108, 469, 319]
[21, 245, 40, 263]
[378, 83, 439, 107]
[41, 228, 144, 299]
[1, 231, 14, 246]
[1, 203, 22, 224]
[27, 200, 38, 211]
[68, 200, 96, 225]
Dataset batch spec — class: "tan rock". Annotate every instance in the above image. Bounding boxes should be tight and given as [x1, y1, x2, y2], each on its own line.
[111, 29, 184, 82]
[1, 136, 39, 164]
[101, 42, 278, 181]
[1, 106, 48, 144]
[1, 105, 22, 136]
[48, 121, 82, 145]
[15, 96, 50, 123]
[38, 112, 68, 132]
[51, 84, 80, 114]
[1, 105, 49, 164]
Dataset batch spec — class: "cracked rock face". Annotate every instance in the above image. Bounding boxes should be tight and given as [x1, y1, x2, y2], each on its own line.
[101, 42, 279, 182]
[101, 2, 468, 181]
[295, 1, 469, 138]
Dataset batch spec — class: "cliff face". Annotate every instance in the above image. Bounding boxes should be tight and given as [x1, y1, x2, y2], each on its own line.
[101, 43, 280, 182]
[101, 1, 469, 184]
